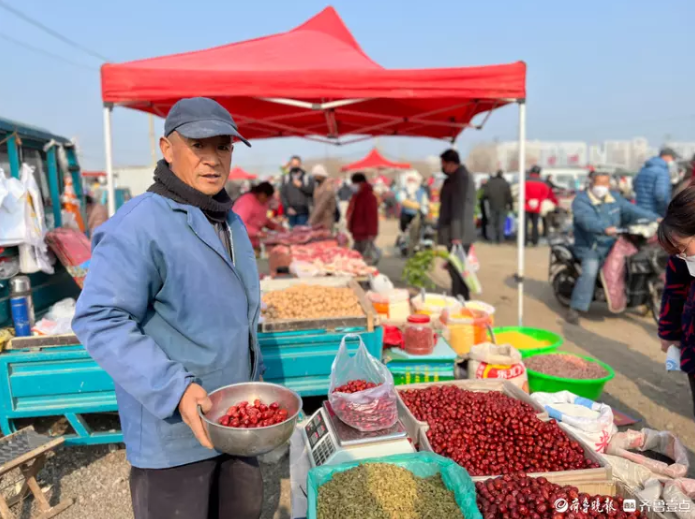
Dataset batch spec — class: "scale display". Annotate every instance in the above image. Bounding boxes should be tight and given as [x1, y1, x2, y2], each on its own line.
[302, 402, 414, 467]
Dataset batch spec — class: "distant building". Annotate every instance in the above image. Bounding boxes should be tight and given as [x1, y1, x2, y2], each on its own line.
[491, 138, 666, 172]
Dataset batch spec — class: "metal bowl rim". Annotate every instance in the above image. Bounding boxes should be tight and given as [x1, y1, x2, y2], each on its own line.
[198, 381, 303, 431]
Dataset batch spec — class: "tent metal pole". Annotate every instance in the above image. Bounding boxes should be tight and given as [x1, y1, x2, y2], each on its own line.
[103, 103, 116, 217]
[516, 100, 527, 326]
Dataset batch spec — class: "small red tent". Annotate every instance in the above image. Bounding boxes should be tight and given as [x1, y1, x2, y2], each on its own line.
[228, 166, 257, 181]
[341, 149, 411, 171]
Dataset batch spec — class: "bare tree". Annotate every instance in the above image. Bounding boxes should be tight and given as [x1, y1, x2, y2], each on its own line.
[466, 143, 498, 172]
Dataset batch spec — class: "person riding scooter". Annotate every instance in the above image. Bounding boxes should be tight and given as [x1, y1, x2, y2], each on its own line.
[567, 171, 659, 325]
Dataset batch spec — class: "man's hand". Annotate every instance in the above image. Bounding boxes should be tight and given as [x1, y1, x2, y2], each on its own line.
[292, 179, 302, 188]
[179, 383, 213, 449]
[451, 239, 462, 245]
[287, 207, 297, 216]
[660, 339, 676, 353]
[605, 227, 618, 236]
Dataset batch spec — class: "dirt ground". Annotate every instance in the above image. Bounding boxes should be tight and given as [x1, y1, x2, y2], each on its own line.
[11, 218, 692, 519]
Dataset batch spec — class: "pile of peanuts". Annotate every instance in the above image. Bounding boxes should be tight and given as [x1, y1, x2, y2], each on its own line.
[262, 285, 364, 320]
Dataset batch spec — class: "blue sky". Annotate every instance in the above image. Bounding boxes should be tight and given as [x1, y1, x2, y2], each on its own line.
[1, 0, 692, 174]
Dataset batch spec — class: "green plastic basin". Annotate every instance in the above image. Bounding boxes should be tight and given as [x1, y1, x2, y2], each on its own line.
[490, 326, 563, 358]
[524, 351, 615, 400]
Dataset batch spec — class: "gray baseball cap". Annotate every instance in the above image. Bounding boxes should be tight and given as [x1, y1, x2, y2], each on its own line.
[164, 97, 250, 147]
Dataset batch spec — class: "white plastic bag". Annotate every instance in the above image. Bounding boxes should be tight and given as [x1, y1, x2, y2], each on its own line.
[19, 163, 53, 274]
[607, 428, 689, 478]
[33, 298, 76, 336]
[449, 244, 482, 295]
[0, 173, 27, 247]
[666, 345, 682, 372]
[530, 391, 617, 453]
[289, 260, 322, 278]
[601, 454, 655, 489]
[664, 481, 695, 519]
[328, 333, 398, 432]
[369, 273, 394, 293]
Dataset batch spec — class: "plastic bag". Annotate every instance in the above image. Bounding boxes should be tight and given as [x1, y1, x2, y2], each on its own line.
[448, 244, 482, 295]
[328, 333, 398, 432]
[602, 454, 655, 489]
[530, 391, 617, 453]
[667, 345, 682, 371]
[467, 343, 528, 392]
[306, 452, 482, 519]
[467, 245, 480, 273]
[0, 174, 26, 247]
[664, 481, 695, 519]
[607, 428, 689, 478]
[19, 163, 53, 275]
[289, 260, 322, 278]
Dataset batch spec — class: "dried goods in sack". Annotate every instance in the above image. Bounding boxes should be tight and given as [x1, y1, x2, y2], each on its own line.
[530, 391, 617, 453]
[317, 463, 464, 519]
[328, 334, 398, 432]
[467, 343, 528, 392]
[607, 428, 689, 479]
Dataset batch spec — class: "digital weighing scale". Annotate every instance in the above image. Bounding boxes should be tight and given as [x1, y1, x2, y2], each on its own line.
[302, 401, 415, 467]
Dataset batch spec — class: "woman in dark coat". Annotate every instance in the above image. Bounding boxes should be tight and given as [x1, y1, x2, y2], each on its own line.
[657, 185, 695, 415]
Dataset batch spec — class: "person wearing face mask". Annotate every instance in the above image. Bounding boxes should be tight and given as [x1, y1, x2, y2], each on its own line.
[656, 185, 695, 415]
[347, 172, 379, 262]
[308, 164, 336, 231]
[633, 147, 679, 218]
[567, 171, 658, 324]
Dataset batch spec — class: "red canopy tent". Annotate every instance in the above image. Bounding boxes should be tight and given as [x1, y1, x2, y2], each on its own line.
[340, 148, 411, 171]
[228, 166, 257, 181]
[100, 6, 530, 324]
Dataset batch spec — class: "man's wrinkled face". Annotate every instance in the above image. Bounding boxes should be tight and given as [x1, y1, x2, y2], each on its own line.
[160, 132, 233, 196]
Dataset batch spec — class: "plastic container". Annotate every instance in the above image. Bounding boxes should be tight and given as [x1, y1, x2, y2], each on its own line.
[411, 293, 462, 319]
[306, 452, 483, 519]
[465, 300, 496, 326]
[444, 309, 491, 356]
[490, 326, 562, 358]
[525, 352, 615, 400]
[368, 289, 410, 322]
[403, 315, 435, 355]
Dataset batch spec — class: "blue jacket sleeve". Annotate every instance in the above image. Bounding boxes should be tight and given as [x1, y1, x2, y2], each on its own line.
[72, 225, 193, 421]
[654, 168, 672, 217]
[572, 196, 606, 234]
[617, 195, 659, 224]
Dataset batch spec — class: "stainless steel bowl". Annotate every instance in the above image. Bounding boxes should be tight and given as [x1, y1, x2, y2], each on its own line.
[199, 382, 303, 457]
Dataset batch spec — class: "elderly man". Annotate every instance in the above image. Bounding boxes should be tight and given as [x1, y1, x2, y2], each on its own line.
[567, 171, 658, 325]
[72, 98, 263, 519]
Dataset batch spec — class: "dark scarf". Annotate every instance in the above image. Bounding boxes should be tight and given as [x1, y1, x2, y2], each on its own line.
[147, 160, 232, 223]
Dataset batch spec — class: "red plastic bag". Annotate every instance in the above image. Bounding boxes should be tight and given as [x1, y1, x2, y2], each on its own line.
[328, 334, 398, 432]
